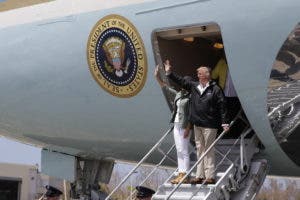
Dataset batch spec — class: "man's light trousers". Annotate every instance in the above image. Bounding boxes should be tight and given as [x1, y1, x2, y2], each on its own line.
[194, 126, 217, 179]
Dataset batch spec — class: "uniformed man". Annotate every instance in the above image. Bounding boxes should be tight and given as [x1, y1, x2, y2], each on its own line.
[135, 186, 155, 200]
[39, 185, 63, 200]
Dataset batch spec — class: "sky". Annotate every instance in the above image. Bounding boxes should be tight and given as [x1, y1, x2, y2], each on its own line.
[0, 136, 41, 167]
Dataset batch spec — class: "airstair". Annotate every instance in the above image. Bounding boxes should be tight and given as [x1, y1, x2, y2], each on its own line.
[105, 111, 268, 200]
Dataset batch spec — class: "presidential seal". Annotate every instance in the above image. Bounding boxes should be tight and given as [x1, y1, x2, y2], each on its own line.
[87, 14, 147, 98]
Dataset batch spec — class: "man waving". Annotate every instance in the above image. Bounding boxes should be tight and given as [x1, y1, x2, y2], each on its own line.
[165, 60, 229, 185]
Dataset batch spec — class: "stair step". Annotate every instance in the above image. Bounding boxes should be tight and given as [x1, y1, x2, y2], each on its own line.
[167, 172, 227, 182]
[190, 158, 236, 167]
[156, 187, 211, 198]
[158, 174, 227, 197]
[215, 153, 239, 160]
[152, 194, 207, 200]
[162, 183, 215, 188]
[215, 146, 241, 154]
[216, 164, 232, 172]
[156, 173, 224, 198]
[216, 139, 252, 146]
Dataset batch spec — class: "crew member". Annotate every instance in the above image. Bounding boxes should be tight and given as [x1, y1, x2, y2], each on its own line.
[211, 44, 240, 121]
[39, 185, 63, 200]
[136, 186, 155, 200]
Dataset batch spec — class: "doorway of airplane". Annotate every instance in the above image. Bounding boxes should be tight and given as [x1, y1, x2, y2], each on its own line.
[152, 23, 250, 138]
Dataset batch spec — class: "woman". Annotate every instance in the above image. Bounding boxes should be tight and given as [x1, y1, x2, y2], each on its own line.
[154, 66, 192, 184]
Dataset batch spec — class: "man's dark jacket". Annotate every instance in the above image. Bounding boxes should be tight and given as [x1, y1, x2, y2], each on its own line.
[167, 72, 228, 129]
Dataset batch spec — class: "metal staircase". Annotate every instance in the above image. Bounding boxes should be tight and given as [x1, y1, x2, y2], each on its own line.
[105, 111, 268, 200]
[152, 132, 267, 200]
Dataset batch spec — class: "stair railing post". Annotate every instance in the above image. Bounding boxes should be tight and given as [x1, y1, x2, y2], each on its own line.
[126, 143, 177, 200]
[240, 128, 253, 174]
[240, 133, 246, 173]
[105, 127, 174, 200]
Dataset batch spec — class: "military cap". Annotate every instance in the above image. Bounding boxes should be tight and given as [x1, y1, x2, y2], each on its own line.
[45, 185, 63, 197]
[135, 186, 155, 198]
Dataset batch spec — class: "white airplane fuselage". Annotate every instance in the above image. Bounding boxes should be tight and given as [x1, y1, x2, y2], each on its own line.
[0, 0, 300, 177]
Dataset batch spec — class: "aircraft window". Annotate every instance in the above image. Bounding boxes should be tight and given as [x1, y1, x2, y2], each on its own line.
[152, 23, 251, 139]
[267, 23, 300, 166]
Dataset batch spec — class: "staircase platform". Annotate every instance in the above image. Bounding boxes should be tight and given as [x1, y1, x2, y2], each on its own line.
[152, 160, 267, 200]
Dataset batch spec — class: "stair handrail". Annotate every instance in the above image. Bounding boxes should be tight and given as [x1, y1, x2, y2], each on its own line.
[165, 110, 243, 200]
[128, 141, 199, 200]
[186, 127, 253, 200]
[105, 126, 174, 200]
[126, 143, 176, 200]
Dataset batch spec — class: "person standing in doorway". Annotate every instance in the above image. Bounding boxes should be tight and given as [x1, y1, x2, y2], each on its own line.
[154, 65, 192, 184]
[211, 45, 240, 121]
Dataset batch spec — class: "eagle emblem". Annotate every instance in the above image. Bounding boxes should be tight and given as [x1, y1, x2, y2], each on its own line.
[87, 14, 147, 98]
[102, 37, 131, 77]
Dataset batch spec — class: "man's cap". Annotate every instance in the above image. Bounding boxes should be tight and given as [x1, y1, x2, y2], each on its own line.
[45, 185, 63, 197]
[135, 186, 155, 198]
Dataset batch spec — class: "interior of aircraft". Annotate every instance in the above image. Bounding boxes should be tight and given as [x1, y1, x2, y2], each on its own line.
[152, 23, 253, 139]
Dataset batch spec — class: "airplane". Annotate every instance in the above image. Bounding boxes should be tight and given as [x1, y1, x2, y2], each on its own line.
[0, 0, 300, 199]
